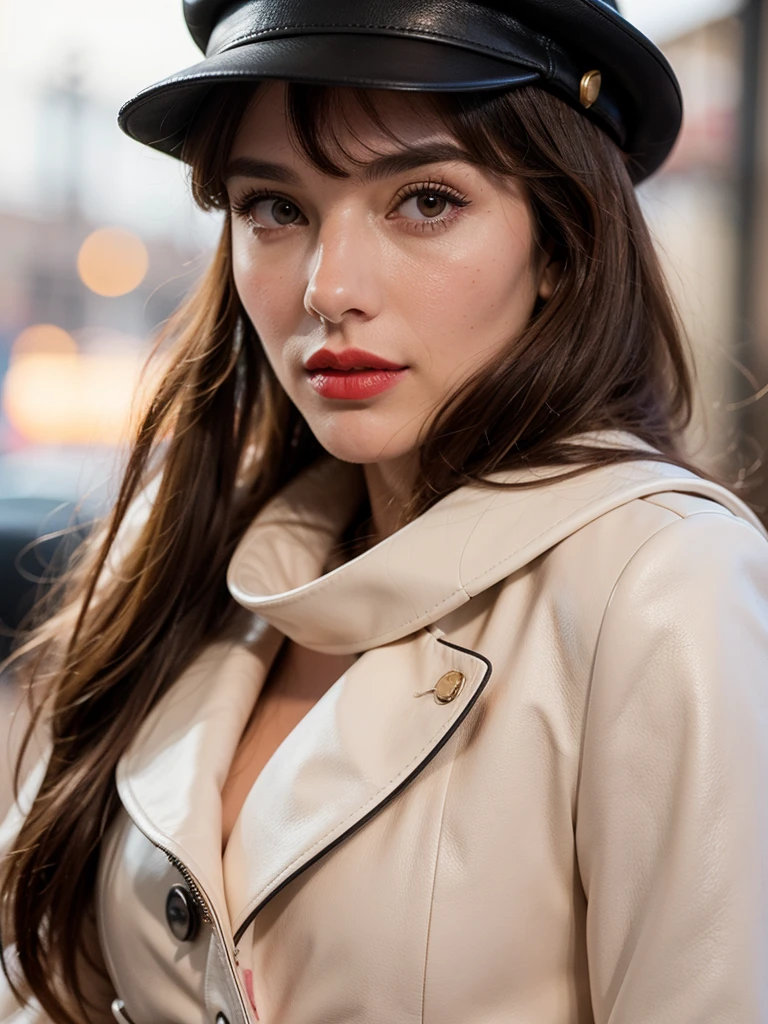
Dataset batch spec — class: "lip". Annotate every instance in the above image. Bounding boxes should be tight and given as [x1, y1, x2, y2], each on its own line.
[304, 346, 409, 401]
[306, 368, 407, 400]
[304, 347, 407, 372]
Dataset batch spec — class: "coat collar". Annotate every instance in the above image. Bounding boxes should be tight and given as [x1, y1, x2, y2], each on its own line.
[227, 430, 766, 654]
[116, 430, 765, 940]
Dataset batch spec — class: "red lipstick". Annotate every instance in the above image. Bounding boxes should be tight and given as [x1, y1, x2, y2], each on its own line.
[304, 347, 408, 400]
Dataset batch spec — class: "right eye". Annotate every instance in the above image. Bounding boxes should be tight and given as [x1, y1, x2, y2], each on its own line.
[230, 191, 307, 232]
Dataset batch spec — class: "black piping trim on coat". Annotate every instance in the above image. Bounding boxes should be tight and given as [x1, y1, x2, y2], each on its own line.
[232, 637, 493, 947]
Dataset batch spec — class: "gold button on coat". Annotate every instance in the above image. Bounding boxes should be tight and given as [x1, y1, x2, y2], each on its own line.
[434, 670, 466, 704]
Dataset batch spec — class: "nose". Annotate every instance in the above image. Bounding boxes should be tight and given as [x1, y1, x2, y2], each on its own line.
[303, 212, 383, 325]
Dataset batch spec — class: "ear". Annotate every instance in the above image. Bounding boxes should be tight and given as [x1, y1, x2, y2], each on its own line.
[536, 241, 562, 302]
[538, 258, 562, 301]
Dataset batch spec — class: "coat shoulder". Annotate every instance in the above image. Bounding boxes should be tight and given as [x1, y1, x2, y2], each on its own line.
[636, 486, 762, 525]
[597, 489, 768, 613]
[553, 485, 767, 586]
[602, 487, 768, 578]
[549, 487, 768, 683]
[513, 486, 768, 667]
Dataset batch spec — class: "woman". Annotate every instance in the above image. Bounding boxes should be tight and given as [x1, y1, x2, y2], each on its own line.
[1, 1, 767, 1022]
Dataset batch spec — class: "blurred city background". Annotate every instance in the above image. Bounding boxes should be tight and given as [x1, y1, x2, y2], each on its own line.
[2, 0, 767, 500]
[3, 0, 768, 506]
[1, 0, 768, 739]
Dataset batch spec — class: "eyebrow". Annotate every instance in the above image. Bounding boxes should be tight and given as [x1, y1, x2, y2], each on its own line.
[224, 142, 479, 187]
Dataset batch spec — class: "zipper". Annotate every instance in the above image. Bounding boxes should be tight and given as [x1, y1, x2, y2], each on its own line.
[128, 829, 252, 1022]
[165, 851, 213, 924]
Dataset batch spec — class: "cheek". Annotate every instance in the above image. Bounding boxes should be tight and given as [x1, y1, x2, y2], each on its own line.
[231, 229, 304, 349]
[402, 220, 538, 372]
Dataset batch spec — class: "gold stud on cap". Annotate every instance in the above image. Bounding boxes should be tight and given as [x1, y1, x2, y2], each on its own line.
[579, 70, 602, 109]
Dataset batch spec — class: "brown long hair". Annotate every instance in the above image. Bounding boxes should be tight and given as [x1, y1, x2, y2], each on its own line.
[1, 79, 715, 1022]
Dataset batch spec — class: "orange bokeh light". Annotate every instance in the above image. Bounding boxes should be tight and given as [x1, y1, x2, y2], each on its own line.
[2, 325, 163, 445]
[11, 323, 79, 357]
[77, 227, 149, 297]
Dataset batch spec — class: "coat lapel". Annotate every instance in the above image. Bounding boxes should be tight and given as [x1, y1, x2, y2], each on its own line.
[115, 624, 284, 933]
[114, 622, 489, 944]
[222, 629, 490, 944]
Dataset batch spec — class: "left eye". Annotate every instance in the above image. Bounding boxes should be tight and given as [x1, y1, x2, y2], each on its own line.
[398, 193, 450, 219]
[250, 197, 304, 228]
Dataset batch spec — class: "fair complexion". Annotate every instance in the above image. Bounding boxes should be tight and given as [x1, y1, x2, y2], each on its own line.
[227, 81, 559, 542]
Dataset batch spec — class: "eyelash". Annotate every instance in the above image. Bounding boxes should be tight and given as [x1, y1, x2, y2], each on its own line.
[229, 180, 471, 236]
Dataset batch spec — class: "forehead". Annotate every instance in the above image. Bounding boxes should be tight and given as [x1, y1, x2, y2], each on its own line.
[230, 79, 452, 165]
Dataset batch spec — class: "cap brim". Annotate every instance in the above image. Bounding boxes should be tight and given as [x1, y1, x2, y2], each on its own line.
[118, 34, 541, 157]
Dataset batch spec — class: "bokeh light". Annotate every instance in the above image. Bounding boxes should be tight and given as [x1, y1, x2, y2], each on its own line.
[76, 227, 149, 297]
[11, 323, 79, 357]
[2, 325, 161, 445]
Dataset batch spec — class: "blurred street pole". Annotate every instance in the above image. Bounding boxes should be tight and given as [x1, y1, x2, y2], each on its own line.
[61, 64, 86, 217]
[39, 56, 86, 219]
[737, 0, 762, 321]
[738, 0, 768, 513]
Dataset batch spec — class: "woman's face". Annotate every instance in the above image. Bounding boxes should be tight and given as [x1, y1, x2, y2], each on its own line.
[228, 81, 557, 466]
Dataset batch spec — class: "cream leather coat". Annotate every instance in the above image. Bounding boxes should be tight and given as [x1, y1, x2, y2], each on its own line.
[2, 436, 768, 1024]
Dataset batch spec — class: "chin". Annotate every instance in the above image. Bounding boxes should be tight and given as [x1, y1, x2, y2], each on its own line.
[307, 419, 418, 465]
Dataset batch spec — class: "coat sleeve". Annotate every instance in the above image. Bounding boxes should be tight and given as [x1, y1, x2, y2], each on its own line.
[575, 509, 768, 1024]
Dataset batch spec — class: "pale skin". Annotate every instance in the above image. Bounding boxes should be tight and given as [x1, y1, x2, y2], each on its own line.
[221, 81, 560, 847]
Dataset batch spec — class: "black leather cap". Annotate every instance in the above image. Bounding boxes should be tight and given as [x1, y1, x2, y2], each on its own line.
[118, 0, 682, 182]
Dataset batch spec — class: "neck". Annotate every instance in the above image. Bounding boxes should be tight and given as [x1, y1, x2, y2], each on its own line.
[363, 455, 417, 544]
